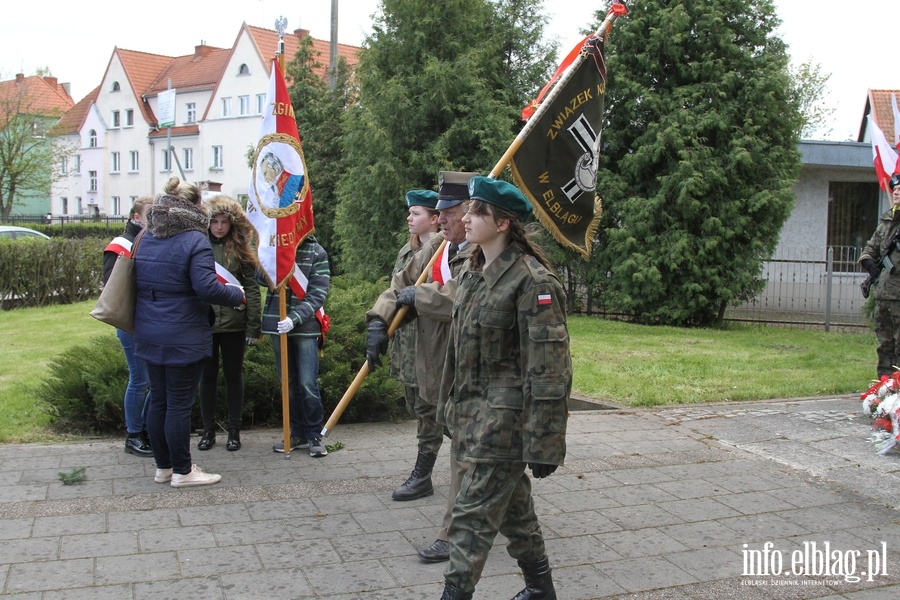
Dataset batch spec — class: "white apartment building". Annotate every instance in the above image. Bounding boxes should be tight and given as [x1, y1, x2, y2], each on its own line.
[51, 23, 360, 217]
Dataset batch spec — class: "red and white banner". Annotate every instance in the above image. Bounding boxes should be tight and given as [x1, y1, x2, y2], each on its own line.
[868, 115, 899, 191]
[246, 59, 315, 295]
[104, 236, 132, 257]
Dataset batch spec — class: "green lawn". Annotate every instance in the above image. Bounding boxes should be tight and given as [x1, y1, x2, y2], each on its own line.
[0, 299, 878, 443]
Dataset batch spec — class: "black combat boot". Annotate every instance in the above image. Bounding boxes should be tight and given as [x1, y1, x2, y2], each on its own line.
[511, 556, 556, 600]
[440, 581, 473, 600]
[392, 450, 437, 501]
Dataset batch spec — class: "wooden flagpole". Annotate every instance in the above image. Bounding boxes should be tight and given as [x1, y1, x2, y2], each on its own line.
[488, 5, 625, 179]
[276, 27, 293, 459]
[321, 240, 446, 437]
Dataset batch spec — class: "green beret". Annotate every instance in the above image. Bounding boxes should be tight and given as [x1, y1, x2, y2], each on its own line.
[436, 171, 479, 209]
[405, 189, 438, 209]
[467, 176, 533, 221]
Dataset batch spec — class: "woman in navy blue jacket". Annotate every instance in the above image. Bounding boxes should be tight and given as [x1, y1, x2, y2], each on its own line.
[134, 177, 245, 488]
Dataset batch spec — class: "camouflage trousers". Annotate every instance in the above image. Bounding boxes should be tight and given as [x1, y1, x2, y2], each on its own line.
[403, 385, 443, 454]
[874, 300, 900, 377]
[436, 450, 469, 540]
[445, 461, 545, 593]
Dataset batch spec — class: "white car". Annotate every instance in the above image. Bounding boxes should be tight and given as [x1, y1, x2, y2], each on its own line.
[0, 225, 51, 240]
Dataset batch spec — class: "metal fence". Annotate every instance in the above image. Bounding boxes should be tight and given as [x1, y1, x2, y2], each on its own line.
[723, 246, 869, 331]
[7, 214, 128, 235]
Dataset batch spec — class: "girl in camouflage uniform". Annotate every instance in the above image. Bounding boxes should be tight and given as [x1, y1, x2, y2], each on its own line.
[440, 177, 570, 600]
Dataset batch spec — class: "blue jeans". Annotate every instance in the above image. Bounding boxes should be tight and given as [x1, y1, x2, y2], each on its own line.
[117, 328, 149, 435]
[145, 361, 203, 475]
[273, 335, 324, 440]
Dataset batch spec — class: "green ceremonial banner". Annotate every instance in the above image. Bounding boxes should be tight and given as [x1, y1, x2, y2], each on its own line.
[510, 36, 607, 259]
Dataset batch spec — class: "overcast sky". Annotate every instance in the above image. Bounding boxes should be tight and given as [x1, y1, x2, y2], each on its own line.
[1, 0, 894, 142]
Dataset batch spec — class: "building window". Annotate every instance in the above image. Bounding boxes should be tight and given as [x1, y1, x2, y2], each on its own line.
[183, 147, 193, 171]
[74, 154, 81, 174]
[111, 152, 120, 173]
[76, 197, 83, 215]
[129, 195, 138, 208]
[112, 110, 120, 128]
[89, 130, 97, 147]
[212, 145, 223, 169]
[222, 97, 232, 117]
[125, 109, 134, 127]
[186, 102, 196, 123]
[112, 196, 121, 215]
[62, 197, 68, 214]
[239, 95, 250, 116]
[89, 171, 97, 192]
[256, 94, 265, 115]
[129, 151, 139, 172]
[112, 81, 120, 92]
[827, 181, 882, 272]
[60, 156, 68, 174]
[238, 63, 250, 75]
[161, 148, 171, 171]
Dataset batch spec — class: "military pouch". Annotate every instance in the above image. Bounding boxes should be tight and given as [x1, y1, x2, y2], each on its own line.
[883, 254, 895, 275]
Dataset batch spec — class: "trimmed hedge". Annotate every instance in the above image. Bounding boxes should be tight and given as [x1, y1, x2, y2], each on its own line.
[36, 275, 408, 434]
[0, 237, 105, 309]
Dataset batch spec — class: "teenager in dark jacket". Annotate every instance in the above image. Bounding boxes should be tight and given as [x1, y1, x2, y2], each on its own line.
[102, 196, 154, 458]
[197, 195, 261, 452]
[134, 177, 245, 488]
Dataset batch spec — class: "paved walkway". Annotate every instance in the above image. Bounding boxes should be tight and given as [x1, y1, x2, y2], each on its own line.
[1, 396, 899, 599]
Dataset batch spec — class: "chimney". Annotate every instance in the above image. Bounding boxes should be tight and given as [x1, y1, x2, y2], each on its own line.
[195, 41, 212, 58]
[43, 76, 57, 88]
[294, 28, 309, 40]
[15, 73, 24, 83]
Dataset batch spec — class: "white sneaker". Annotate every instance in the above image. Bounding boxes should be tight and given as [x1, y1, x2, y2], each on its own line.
[154, 468, 172, 483]
[170, 465, 221, 488]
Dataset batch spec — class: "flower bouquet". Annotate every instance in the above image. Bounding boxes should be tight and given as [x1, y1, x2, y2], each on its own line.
[860, 373, 900, 454]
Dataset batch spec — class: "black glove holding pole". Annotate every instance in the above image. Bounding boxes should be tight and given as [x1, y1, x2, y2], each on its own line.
[365, 318, 389, 371]
[528, 463, 557, 478]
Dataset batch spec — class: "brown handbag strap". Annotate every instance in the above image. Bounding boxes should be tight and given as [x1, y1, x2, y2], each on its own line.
[131, 228, 147, 258]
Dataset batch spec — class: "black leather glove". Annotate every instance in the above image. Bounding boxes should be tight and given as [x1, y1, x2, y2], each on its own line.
[862, 258, 880, 279]
[396, 286, 416, 307]
[528, 463, 557, 479]
[365, 318, 389, 371]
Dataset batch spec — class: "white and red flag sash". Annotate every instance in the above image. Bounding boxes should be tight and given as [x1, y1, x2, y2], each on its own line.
[291, 263, 330, 333]
[868, 115, 899, 191]
[215, 260, 247, 305]
[431, 243, 453, 285]
[105, 236, 132, 257]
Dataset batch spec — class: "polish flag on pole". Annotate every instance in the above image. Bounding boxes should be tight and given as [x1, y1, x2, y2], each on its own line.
[868, 114, 898, 190]
[892, 93, 900, 149]
[246, 59, 315, 294]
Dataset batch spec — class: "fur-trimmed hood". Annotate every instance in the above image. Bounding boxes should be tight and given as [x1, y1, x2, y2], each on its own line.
[146, 194, 209, 239]
[204, 196, 254, 235]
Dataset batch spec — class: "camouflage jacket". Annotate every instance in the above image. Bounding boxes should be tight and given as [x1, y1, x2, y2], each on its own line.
[389, 241, 418, 386]
[445, 241, 570, 466]
[861, 209, 900, 301]
[368, 233, 473, 404]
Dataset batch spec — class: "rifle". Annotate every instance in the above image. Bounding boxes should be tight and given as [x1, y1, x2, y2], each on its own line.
[862, 226, 900, 298]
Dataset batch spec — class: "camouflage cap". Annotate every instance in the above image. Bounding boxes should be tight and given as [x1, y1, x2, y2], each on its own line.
[436, 171, 479, 210]
[468, 176, 533, 221]
[405, 189, 439, 209]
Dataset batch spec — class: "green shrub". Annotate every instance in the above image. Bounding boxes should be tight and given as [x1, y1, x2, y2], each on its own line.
[37, 275, 407, 434]
[0, 237, 106, 309]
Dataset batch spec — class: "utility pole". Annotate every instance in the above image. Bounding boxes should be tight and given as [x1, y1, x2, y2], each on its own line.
[329, 0, 338, 90]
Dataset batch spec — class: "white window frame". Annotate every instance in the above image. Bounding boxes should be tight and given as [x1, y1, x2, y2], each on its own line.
[111, 151, 120, 173]
[112, 196, 121, 216]
[89, 171, 97, 192]
[74, 154, 81, 175]
[129, 151, 139, 172]
[89, 130, 97, 147]
[239, 95, 250, 116]
[256, 94, 265, 115]
[161, 148, 171, 171]
[186, 102, 196, 124]
[60, 155, 68, 175]
[125, 109, 134, 127]
[212, 145, 223, 170]
[111, 110, 120, 128]
[183, 147, 193, 171]
[221, 97, 232, 118]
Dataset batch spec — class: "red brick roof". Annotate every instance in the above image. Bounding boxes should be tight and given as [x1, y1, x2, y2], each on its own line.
[114, 48, 178, 126]
[860, 89, 900, 142]
[49, 85, 100, 136]
[245, 24, 361, 80]
[0, 74, 74, 124]
[144, 45, 231, 95]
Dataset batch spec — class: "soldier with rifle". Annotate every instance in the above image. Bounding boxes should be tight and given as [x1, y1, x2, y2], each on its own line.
[860, 173, 900, 378]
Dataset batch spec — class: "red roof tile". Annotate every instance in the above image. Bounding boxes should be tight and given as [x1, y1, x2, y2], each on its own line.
[0, 74, 75, 123]
[49, 85, 100, 136]
[245, 24, 361, 81]
[863, 89, 900, 142]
